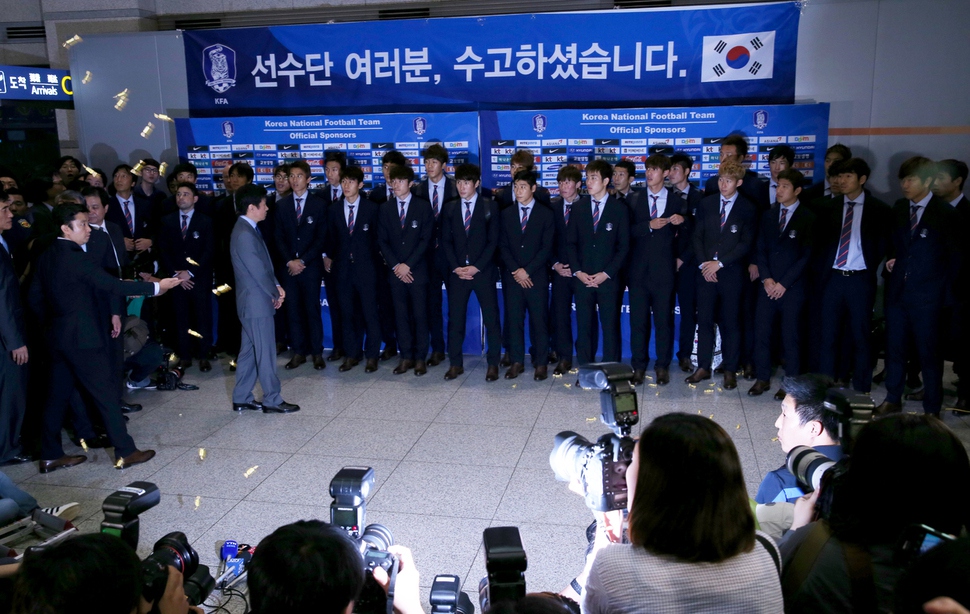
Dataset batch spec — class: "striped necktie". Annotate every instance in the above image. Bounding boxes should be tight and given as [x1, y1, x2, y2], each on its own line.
[432, 184, 439, 218]
[521, 206, 530, 233]
[399, 201, 406, 229]
[592, 200, 601, 232]
[295, 197, 303, 223]
[347, 205, 355, 235]
[910, 205, 919, 235]
[181, 214, 188, 239]
[123, 199, 134, 235]
[720, 199, 728, 230]
[835, 203, 855, 268]
[778, 206, 788, 233]
[463, 201, 472, 235]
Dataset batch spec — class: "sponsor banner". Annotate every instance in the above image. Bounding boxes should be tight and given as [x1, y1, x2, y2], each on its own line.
[183, 2, 799, 115]
[480, 103, 829, 190]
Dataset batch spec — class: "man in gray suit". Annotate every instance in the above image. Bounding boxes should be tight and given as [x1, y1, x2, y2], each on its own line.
[230, 185, 299, 414]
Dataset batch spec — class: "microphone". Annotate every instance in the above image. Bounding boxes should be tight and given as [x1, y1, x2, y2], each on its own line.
[217, 540, 238, 577]
[216, 549, 252, 589]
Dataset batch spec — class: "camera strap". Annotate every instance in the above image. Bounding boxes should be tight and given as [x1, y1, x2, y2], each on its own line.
[781, 521, 877, 611]
[384, 558, 398, 614]
[754, 532, 780, 577]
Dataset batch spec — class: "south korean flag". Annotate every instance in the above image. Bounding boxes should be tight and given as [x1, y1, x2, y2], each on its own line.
[701, 31, 775, 83]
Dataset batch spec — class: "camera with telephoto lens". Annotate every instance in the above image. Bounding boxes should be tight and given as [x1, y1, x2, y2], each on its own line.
[787, 446, 837, 494]
[478, 527, 527, 613]
[330, 467, 397, 614]
[822, 387, 874, 455]
[550, 363, 638, 512]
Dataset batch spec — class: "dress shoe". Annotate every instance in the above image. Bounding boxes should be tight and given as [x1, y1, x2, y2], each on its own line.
[233, 401, 263, 412]
[905, 389, 924, 401]
[631, 370, 646, 386]
[554, 360, 572, 376]
[534, 365, 548, 381]
[313, 354, 326, 370]
[486, 365, 500, 382]
[723, 371, 738, 390]
[339, 357, 359, 372]
[444, 366, 464, 380]
[427, 351, 446, 367]
[116, 449, 155, 468]
[380, 347, 398, 362]
[685, 368, 711, 384]
[120, 402, 142, 414]
[500, 353, 512, 367]
[365, 358, 379, 373]
[505, 363, 524, 379]
[655, 368, 670, 386]
[742, 364, 756, 381]
[748, 380, 771, 396]
[276, 342, 287, 355]
[1, 454, 35, 466]
[548, 351, 559, 365]
[774, 388, 787, 401]
[178, 358, 192, 369]
[875, 400, 902, 416]
[393, 360, 414, 375]
[414, 360, 428, 376]
[199, 359, 212, 373]
[262, 401, 300, 413]
[285, 354, 306, 370]
[328, 349, 345, 362]
[679, 356, 693, 373]
[39, 455, 86, 474]
[714, 366, 725, 374]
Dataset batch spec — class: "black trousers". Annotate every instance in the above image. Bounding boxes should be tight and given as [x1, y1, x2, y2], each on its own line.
[173, 285, 213, 359]
[0, 352, 26, 462]
[503, 272, 549, 366]
[676, 262, 699, 361]
[819, 272, 875, 393]
[754, 284, 805, 382]
[426, 256, 447, 355]
[696, 267, 743, 372]
[629, 276, 675, 371]
[550, 272, 577, 360]
[376, 260, 397, 351]
[390, 277, 428, 361]
[885, 297, 943, 414]
[43, 347, 136, 461]
[323, 266, 343, 353]
[284, 268, 324, 356]
[448, 272, 502, 368]
[337, 269, 382, 361]
[574, 278, 621, 364]
[740, 272, 759, 367]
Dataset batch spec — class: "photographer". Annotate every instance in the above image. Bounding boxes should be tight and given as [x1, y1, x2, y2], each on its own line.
[582, 413, 783, 613]
[247, 519, 425, 614]
[9, 532, 201, 614]
[780, 414, 970, 613]
[757, 374, 843, 505]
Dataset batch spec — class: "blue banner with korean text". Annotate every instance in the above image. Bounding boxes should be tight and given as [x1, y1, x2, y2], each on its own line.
[479, 103, 830, 192]
[182, 2, 800, 116]
[173, 112, 479, 193]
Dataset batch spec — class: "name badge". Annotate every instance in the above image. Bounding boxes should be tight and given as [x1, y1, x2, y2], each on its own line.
[363, 223, 369, 232]
[412, 220, 418, 229]
[606, 223, 613, 231]
[730, 224, 738, 233]
[789, 230, 797, 239]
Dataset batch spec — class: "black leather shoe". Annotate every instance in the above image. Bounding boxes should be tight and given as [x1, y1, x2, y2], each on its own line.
[339, 357, 359, 372]
[1, 454, 35, 466]
[427, 351, 446, 367]
[328, 350, 345, 362]
[414, 360, 428, 376]
[742, 364, 756, 381]
[486, 365, 500, 382]
[199, 359, 212, 372]
[534, 365, 548, 381]
[276, 342, 287, 355]
[685, 368, 711, 384]
[748, 380, 770, 396]
[233, 402, 263, 412]
[875, 400, 902, 416]
[116, 449, 155, 468]
[500, 353, 512, 368]
[39, 455, 86, 474]
[631, 370, 646, 386]
[364, 359, 379, 373]
[262, 401, 300, 413]
[774, 388, 787, 401]
[548, 351, 559, 365]
[393, 360, 414, 375]
[120, 402, 142, 414]
[444, 366, 464, 380]
[313, 354, 326, 370]
[713, 366, 725, 374]
[505, 363, 524, 379]
[905, 389, 925, 401]
[380, 347, 398, 362]
[178, 358, 192, 370]
[655, 368, 670, 386]
[285, 354, 306, 370]
[554, 360, 572, 376]
[679, 356, 693, 373]
[723, 372, 738, 390]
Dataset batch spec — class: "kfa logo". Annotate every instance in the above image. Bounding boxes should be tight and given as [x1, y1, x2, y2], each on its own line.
[204, 44, 237, 93]
[701, 31, 775, 82]
[413, 117, 427, 136]
[753, 109, 769, 130]
[222, 121, 235, 139]
[533, 114, 548, 135]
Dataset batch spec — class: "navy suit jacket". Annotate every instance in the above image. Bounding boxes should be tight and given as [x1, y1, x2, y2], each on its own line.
[704, 170, 769, 211]
[671, 184, 704, 266]
[0, 240, 24, 353]
[378, 196, 433, 283]
[628, 188, 689, 285]
[499, 184, 551, 210]
[158, 210, 215, 284]
[566, 194, 630, 280]
[755, 203, 815, 290]
[106, 192, 154, 243]
[274, 192, 327, 273]
[885, 195, 959, 305]
[326, 197, 382, 282]
[815, 191, 892, 285]
[369, 183, 392, 205]
[692, 193, 757, 270]
[442, 197, 500, 277]
[549, 195, 589, 268]
[500, 200, 554, 282]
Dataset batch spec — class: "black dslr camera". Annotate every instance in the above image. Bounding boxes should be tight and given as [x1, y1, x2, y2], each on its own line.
[550, 363, 638, 511]
[100, 482, 214, 606]
[330, 467, 397, 614]
[478, 527, 527, 612]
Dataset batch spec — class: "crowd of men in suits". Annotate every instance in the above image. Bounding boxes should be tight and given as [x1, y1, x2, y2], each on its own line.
[0, 141, 967, 473]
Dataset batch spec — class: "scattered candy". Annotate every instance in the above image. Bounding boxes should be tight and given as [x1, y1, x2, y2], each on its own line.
[771, 437, 779, 442]
[213, 284, 233, 296]
[79, 438, 89, 451]
[154, 113, 175, 122]
[186, 257, 200, 266]
[194, 496, 201, 511]
[159, 162, 168, 177]
[115, 458, 125, 468]
[131, 160, 145, 175]
[81, 71, 92, 84]
[736, 424, 741, 430]
[62, 35, 83, 49]
[563, 383, 571, 388]
[188, 329, 203, 339]
[140, 122, 155, 139]
[198, 448, 207, 461]
[244, 465, 259, 478]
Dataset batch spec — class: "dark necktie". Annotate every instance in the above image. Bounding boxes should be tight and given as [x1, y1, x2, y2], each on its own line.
[347, 205, 355, 236]
[650, 194, 659, 220]
[720, 199, 729, 230]
[564, 203, 572, 226]
[592, 200, 601, 232]
[910, 205, 919, 235]
[332, 188, 338, 202]
[181, 214, 188, 239]
[778, 206, 788, 233]
[123, 199, 134, 235]
[399, 201, 406, 229]
[835, 202, 855, 268]
[432, 184, 439, 218]
[463, 201, 472, 235]
[521, 206, 530, 233]
[295, 197, 303, 223]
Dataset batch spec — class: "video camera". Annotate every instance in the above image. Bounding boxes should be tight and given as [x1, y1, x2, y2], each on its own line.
[100, 481, 214, 606]
[550, 363, 639, 511]
[330, 467, 397, 614]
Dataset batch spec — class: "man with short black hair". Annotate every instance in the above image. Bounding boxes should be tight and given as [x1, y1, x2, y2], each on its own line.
[767, 145, 795, 206]
[133, 158, 166, 213]
[802, 143, 852, 205]
[668, 153, 703, 373]
[370, 150, 408, 205]
[369, 150, 408, 360]
[0, 191, 28, 464]
[549, 165, 587, 375]
[106, 164, 153, 257]
[319, 150, 348, 362]
[611, 159, 640, 206]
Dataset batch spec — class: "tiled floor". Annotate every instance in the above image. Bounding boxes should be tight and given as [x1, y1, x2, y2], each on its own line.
[6, 355, 970, 610]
